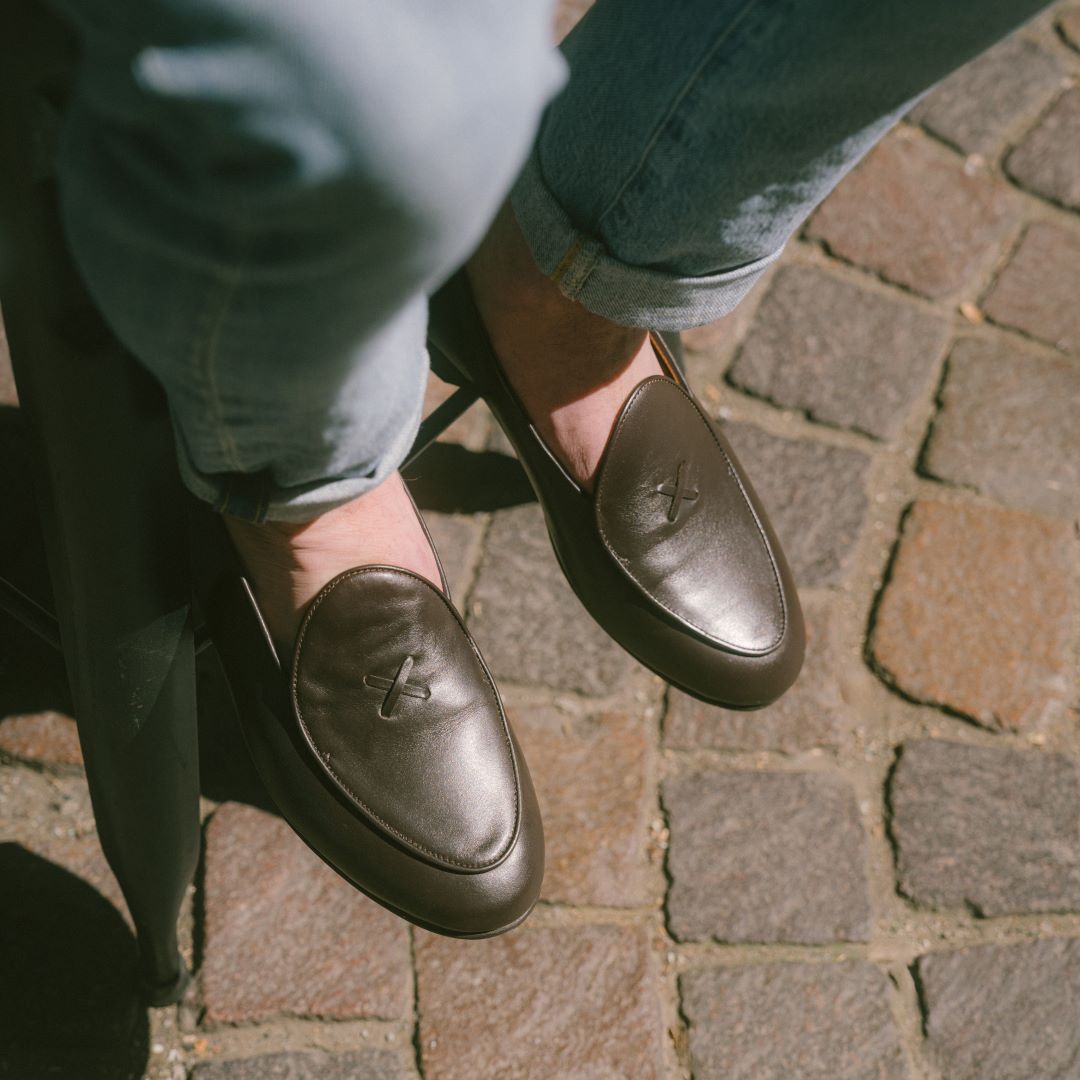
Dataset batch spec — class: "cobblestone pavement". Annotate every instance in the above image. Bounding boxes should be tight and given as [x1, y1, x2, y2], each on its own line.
[2, 6, 1080, 1080]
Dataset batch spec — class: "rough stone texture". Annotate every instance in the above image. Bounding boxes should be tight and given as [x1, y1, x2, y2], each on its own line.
[723, 423, 871, 587]
[1006, 87, 1080, 210]
[1061, 6, 1080, 50]
[0, 711, 83, 768]
[920, 337, 1080, 517]
[728, 266, 947, 440]
[511, 705, 653, 906]
[918, 938, 1080, 1080]
[870, 500, 1074, 731]
[982, 222, 1080, 353]
[910, 36, 1066, 155]
[192, 1051, 415, 1080]
[806, 129, 1015, 298]
[415, 925, 664, 1080]
[467, 502, 644, 696]
[201, 802, 412, 1024]
[417, 511, 479, 599]
[681, 962, 910, 1080]
[890, 739, 1080, 916]
[664, 771, 871, 943]
[664, 595, 853, 752]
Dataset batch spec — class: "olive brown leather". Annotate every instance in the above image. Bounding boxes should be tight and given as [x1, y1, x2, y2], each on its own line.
[428, 271, 804, 709]
[192, 509, 543, 938]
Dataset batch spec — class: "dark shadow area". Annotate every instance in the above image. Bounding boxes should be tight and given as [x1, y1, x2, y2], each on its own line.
[0, 844, 149, 1080]
[404, 441, 535, 514]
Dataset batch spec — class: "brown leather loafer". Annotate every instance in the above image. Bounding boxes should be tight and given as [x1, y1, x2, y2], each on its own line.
[429, 271, 804, 710]
[192, 508, 543, 938]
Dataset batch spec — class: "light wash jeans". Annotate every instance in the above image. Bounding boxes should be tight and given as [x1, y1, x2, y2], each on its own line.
[50, 0, 1049, 522]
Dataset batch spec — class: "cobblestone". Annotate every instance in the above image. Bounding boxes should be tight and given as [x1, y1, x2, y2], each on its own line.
[201, 803, 412, 1025]
[512, 704, 654, 907]
[981, 222, 1080, 352]
[191, 1050, 415, 1080]
[415, 925, 664, 1080]
[890, 739, 1080, 916]
[870, 500, 1075, 731]
[910, 35, 1066, 156]
[918, 938, 1080, 1080]
[1006, 86, 1080, 210]
[920, 337, 1080, 517]
[664, 770, 871, 943]
[681, 962, 909, 1080]
[728, 266, 948, 440]
[806, 129, 1015, 297]
[724, 422, 872, 587]
[467, 503, 644, 696]
[0, 710, 82, 768]
[664, 595, 853, 752]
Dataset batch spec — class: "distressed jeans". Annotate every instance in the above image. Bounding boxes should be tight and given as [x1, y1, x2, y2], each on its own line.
[50, 0, 1050, 521]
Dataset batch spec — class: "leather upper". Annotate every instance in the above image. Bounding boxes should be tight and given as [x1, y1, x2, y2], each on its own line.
[594, 376, 787, 655]
[291, 566, 520, 873]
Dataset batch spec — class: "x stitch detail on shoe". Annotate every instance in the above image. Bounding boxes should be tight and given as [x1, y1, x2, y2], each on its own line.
[363, 655, 431, 718]
[656, 460, 700, 522]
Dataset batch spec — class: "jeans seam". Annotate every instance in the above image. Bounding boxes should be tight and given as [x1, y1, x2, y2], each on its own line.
[594, 0, 764, 232]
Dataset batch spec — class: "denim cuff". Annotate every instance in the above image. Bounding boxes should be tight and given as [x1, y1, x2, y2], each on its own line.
[170, 383, 426, 524]
[510, 149, 784, 331]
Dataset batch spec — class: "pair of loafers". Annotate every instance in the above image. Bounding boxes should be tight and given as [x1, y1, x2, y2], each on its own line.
[198, 271, 803, 939]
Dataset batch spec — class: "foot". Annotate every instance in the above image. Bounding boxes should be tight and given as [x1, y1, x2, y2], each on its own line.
[466, 202, 664, 492]
[224, 471, 442, 658]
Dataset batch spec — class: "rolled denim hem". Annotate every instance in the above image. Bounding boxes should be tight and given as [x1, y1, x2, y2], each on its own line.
[171, 382, 426, 525]
[510, 150, 783, 332]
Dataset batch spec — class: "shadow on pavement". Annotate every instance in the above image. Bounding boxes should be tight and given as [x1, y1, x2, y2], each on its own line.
[404, 441, 535, 514]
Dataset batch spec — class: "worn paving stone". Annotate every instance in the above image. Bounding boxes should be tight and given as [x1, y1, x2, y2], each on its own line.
[467, 502, 644, 696]
[728, 265, 947, 440]
[0, 711, 83, 768]
[918, 938, 1080, 1080]
[415, 924, 664, 1080]
[890, 739, 1080, 916]
[1006, 86, 1080, 210]
[806, 129, 1015, 297]
[512, 705, 653, 907]
[723, 423, 871, 587]
[664, 595, 853, 752]
[681, 962, 909, 1080]
[910, 36, 1066, 156]
[1061, 7, 1080, 50]
[920, 337, 1080, 517]
[664, 770, 871, 943]
[201, 802, 412, 1025]
[415, 511, 479, 599]
[981, 222, 1080, 352]
[870, 500, 1074, 731]
[192, 1050, 415, 1080]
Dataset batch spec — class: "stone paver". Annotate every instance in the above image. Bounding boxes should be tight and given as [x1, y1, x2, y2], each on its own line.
[664, 771, 871, 943]
[723, 422, 871, 587]
[807, 129, 1015, 298]
[512, 704, 654, 907]
[0, 710, 82, 768]
[1006, 86, 1080, 210]
[664, 595, 853, 752]
[417, 511, 480, 599]
[918, 938, 1080, 1080]
[191, 1050, 415, 1080]
[890, 740, 1080, 916]
[870, 500, 1075, 731]
[910, 36, 1066, 156]
[1061, 6, 1080, 50]
[981, 222, 1080, 352]
[681, 962, 910, 1080]
[920, 337, 1080, 517]
[728, 266, 948, 440]
[201, 802, 412, 1025]
[467, 502, 644, 696]
[415, 925, 664, 1080]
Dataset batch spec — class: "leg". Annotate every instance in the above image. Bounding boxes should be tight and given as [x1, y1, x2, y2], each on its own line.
[469, 0, 1052, 486]
[51, 0, 564, 647]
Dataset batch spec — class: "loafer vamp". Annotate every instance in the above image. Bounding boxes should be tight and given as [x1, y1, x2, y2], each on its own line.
[594, 377, 786, 655]
[292, 566, 520, 873]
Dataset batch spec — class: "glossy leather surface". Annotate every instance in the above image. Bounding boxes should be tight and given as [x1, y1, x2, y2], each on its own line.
[192, 511, 543, 938]
[428, 271, 804, 709]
